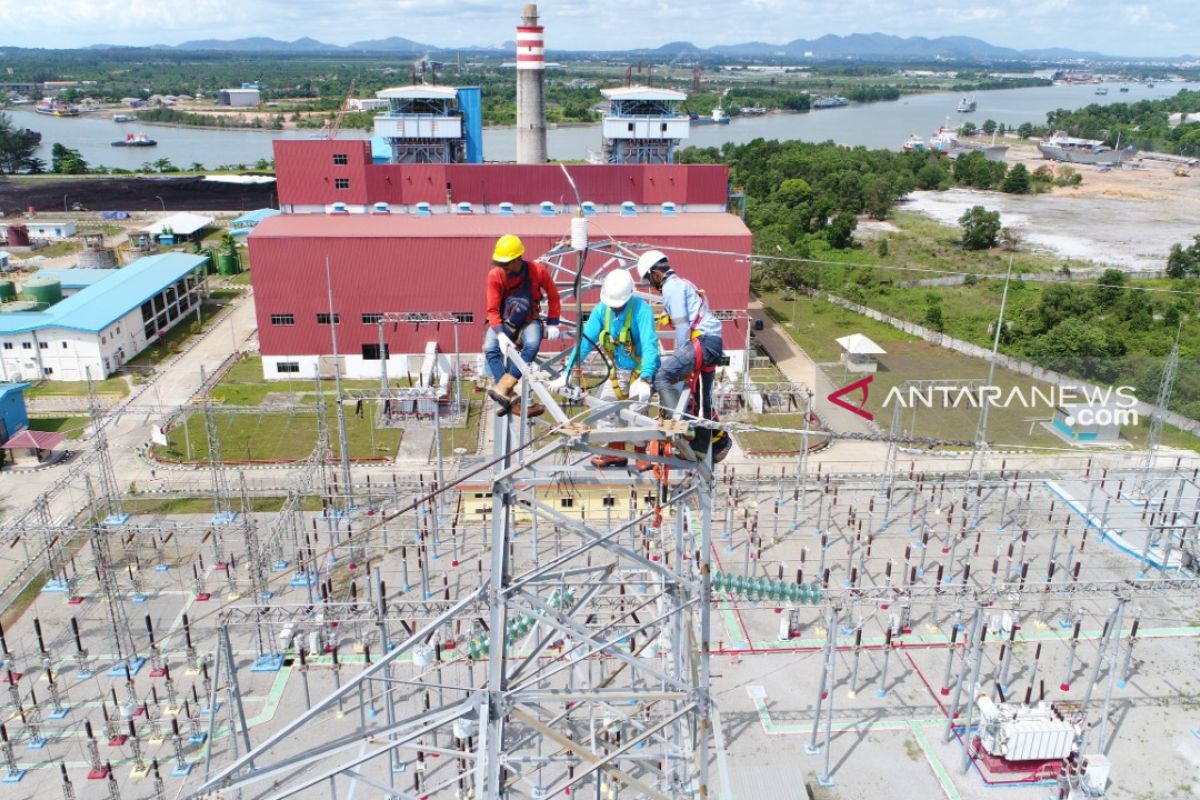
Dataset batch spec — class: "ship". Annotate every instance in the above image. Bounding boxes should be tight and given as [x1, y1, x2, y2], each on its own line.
[929, 126, 1008, 162]
[1119, 84, 1130, 93]
[690, 107, 730, 126]
[1037, 131, 1135, 165]
[113, 114, 137, 123]
[811, 96, 849, 109]
[901, 134, 928, 152]
[956, 96, 977, 113]
[111, 132, 157, 147]
[738, 106, 767, 116]
[33, 100, 80, 117]
[1095, 87, 1109, 96]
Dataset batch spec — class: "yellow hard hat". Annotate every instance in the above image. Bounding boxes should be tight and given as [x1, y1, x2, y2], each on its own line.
[492, 234, 525, 264]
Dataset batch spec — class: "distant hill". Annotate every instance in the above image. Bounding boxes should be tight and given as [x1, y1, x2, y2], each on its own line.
[172, 37, 343, 52]
[69, 33, 1189, 62]
[345, 37, 432, 53]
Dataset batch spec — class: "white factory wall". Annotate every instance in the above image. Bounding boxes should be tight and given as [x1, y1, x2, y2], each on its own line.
[26, 221, 77, 239]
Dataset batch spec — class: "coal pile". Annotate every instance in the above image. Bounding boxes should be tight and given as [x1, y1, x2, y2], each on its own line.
[0, 175, 276, 214]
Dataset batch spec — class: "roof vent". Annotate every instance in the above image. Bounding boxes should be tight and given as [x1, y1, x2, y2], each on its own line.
[456, 202, 474, 214]
[580, 201, 597, 217]
[620, 201, 637, 216]
[372, 202, 390, 214]
[538, 201, 556, 216]
[498, 202, 515, 216]
[414, 202, 432, 217]
[661, 202, 678, 216]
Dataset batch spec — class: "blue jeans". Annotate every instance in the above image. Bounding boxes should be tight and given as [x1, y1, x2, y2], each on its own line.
[483, 321, 543, 382]
[654, 334, 723, 452]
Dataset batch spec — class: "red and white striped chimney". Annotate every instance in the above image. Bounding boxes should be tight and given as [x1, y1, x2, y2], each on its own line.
[515, 3, 547, 163]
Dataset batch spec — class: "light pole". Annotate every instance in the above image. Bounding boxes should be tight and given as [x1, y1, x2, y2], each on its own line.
[63, 194, 69, 212]
[155, 196, 165, 211]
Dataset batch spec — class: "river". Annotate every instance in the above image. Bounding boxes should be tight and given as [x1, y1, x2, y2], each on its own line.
[10, 81, 1200, 169]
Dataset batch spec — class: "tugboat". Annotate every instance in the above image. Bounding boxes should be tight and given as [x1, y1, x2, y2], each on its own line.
[689, 106, 730, 125]
[812, 96, 850, 109]
[956, 96, 977, 113]
[34, 100, 80, 117]
[113, 114, 137, 123]
[111, 132, 157, 147]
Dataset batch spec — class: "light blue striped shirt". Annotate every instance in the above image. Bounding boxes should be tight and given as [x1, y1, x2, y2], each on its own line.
[660, 273, 723, 349]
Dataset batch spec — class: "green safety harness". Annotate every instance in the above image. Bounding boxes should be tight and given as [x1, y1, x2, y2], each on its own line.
[598, 304, 641, 401]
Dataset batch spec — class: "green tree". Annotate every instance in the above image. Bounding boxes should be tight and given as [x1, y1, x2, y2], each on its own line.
[50, 142, 89, 174]
[1032, 284, 1094, 333]
[915, 162, 948, 190]
[1017, 123, 1035, 139]
[826, 211, 857, 249]
[924, 300, 945, 332]
[1094, 268, 1126, 307]
[981, 119, 997, 135]
[774, 177, 812, 208]
[960, 121, 978, 136]
[1001, 163, 1032, 194]
[958, 205, 1001, 250]
[0, 112, 41, 174]
[1165, 235, 1200, 278]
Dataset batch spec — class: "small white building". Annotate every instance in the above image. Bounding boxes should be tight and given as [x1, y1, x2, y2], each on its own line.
[219, 88, 261, 107]
[26, 220, 76, 240]
[836, 333, 887, 373]
[348, 98, 390, 112]
[0, 253, 208, 382]
[1051, 402, 1128, 444]
[140, 212, 213, 244]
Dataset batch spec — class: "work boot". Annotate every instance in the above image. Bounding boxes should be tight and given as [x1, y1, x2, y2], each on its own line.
[508, 399, 545, 419]
[633, 444, 653, 473]
[488, 373, 518, 415]
[591, 442, 628, 468]
[712, 432, 732, 464]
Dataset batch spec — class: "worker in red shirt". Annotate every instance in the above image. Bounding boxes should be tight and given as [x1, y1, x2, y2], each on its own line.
[485, 234, 562, 418]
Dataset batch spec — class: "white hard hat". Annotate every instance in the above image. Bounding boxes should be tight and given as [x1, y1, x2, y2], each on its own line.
[635, 249, 669, 279]
[600, 269, 635, 308]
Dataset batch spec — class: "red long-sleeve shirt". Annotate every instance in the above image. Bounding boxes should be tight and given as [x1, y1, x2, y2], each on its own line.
[485, 259, 562, 330]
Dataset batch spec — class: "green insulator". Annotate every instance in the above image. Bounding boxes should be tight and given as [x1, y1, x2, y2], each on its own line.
[733, 575, 746, 596]
[809, 582, 822, 604]
[712, 572, 726, 593]
[787, 583, 800, 603]
[798, 584, 811, 603]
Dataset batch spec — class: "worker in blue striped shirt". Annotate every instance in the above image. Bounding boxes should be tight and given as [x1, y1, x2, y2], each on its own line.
[636, 249, 730, 463]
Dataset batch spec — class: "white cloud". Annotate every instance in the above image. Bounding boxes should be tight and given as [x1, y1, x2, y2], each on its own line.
[0, 0, 1196, 55]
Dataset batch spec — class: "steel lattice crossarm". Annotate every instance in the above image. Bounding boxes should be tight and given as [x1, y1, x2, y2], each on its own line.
[809, 576, 1200, 605]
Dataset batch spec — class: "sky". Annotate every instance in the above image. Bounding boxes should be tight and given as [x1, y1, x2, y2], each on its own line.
[0, 0, 1195, 57]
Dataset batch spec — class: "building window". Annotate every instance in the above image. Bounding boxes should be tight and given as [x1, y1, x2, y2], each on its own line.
[42, 367, 53, 376]
[603, 496, 615, 507]
[61, 342, 68, 349]
[270, 314, 295, 326]
[276, 361, 301, 374]
[334, 178, 350, 190]
[713, 309, 737, 321]
[101, 336, 106, 344]
[21, 342, 31, 350]
[317, 313, 340, 325]
[361, 313, 383, 325]
[103, 358, 110, 371]
[39, 341, 48, 349]
[2, 343, 11, 350]
[560, 497, 575, 509]
[361, 343, 389, 360]
[333, 153, 348, 165]
[452, 311, 474, 324]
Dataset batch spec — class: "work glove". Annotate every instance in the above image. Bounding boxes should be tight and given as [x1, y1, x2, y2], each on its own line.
[544, 323, 562, 341]
[629, 379, 652, 403]
[548, 373, 569, 393]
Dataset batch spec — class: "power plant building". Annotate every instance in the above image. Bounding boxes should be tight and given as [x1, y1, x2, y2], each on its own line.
[600, 86, 690, 164]
[372, 85, 483, 164]
[247, 210, 751, 381]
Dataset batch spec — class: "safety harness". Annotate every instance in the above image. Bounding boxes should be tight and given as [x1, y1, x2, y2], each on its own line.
[598, 304, 641, 401]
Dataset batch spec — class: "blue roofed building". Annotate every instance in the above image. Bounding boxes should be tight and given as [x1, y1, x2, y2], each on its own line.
[0, 383, 29, 445]
[0, 253, 208, 382]
[231, 208, 282, 236]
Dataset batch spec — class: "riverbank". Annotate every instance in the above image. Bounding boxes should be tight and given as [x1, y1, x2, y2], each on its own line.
[900, 151, 1200, 270]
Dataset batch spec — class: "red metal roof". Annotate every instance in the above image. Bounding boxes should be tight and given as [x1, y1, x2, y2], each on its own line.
[273, 141, 730, 207]
[248, 213, 751, 359]
[2, 429, 64, 450]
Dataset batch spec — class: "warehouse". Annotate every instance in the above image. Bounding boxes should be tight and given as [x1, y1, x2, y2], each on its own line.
[0, 253, 208, 382]
[219, 87, 261, 107]
[247, 211, 752, 380]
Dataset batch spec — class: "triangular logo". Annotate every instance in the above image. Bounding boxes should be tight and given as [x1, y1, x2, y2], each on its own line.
[827, 375, 874, 421]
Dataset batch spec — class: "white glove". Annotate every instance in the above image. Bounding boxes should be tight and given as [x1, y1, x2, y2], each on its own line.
[549, 373, 569, 393]
[629, 378, 652, 403]
[544, 324, 562, 341]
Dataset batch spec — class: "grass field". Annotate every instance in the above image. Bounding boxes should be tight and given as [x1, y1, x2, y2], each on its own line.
[154, 398, 404, 463]
[121, 495, 326, 515]
[759, 292, 1200, 452]
[28, 415, 90, 439]
[433, 399, 483, 458]
[24, 375, 130, 397]
[209, 356, 388, 405]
